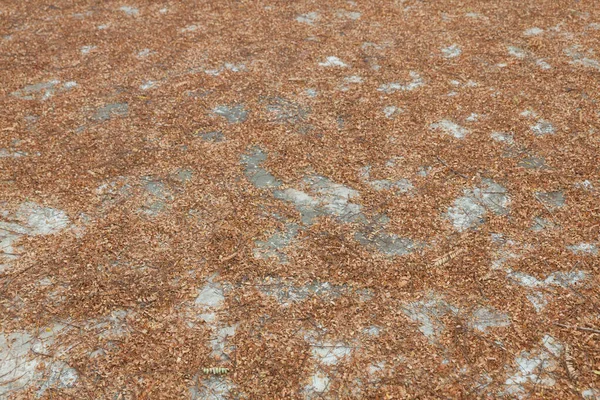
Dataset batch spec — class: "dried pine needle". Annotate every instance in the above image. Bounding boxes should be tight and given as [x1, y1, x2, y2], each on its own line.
[432, 247, 466, 268]
[564, 344, 578, 381]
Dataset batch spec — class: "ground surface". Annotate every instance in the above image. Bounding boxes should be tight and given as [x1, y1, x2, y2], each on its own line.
[1, 0, 600, 398]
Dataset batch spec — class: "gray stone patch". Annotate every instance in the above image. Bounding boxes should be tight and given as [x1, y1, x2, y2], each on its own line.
[536, 59, 551, 70]
[303, 336, 353, 398]
[11, 80, 76, 101]
[272, 189, 317, 223]
[241, 147, 417, 256]
[402, 293, 458, 340]
[490, 234, 588, 312]
[257, 278, 372, 306]
[524, 27, 544, 36]
[383, 105, 401, 119]
[210, 326, 236, 360]
[530, 119, 556, 136]
[222, 62, 245, 72]
[304, 371, 330, 397]
[62, 81, 77, 89]
[273, 175, 364, 225]
[506, 269, 587, 289]
[0, 149, 27, 158]
[190, 277, 236, 360]
[535, 190, 565, 210]
[503, 335, 563, 397]
[355, 215, 418, 256]
[430, 119, 469, 139]
[90, 309, 132, 339]
[336, 115, 346, 130]
[564, 46, 600, 71]
[0, 324, 77, 398]
[305, 175, 363, 223]
[378, 71, 424, 93]
[119, 6, 139, 16]
[507, 46, 527, 59]
[359, 166, 414, 193]
[140, 176, 174, 216]
[339, 75, 363, 91]
[204, 62, 246, 76]
[92, 102, 129, 121]
[253, 223, 299, 263]
[96, 173, 188, 217]
[531, 216, 556, 232]
[14, 203, 70, 236]
[526, 292, 548, 313]
[364, 326, 381, 336]
[450, 79, 478, 88]
[370, 178, 413, 192]
[1, 202, 71, 272]
[404, 294, 511, 343]
[520, 109, 538, 119]
[95, 177, 133, 210]
[212, 104, 248, 124]
[385, 157, 401, 167]
[336, 10, 361, 20]
[12, 80, 58, 100]
[140, 80, 156, 90]
[265, 97, 310, 126]
[506, 270, 539, 287]
[305, 88, 318, 97]
[143, 178, 169, 198]
[310, 341, 352, 365]
[296, 12, 319, 25]
[465, 12, 487, 19]
[465, 113, 481, 122]
[80, 45, 96, 54]
[365, 361, 388, 382]
[469, 307, 510, 332]
[172, 168, 194, 184]
[447, 179, 510, 231]
[575, 180, 594, 190]
[490, 132, 515, 149]
[241, 147, 282, 189]
[195, 281, 225, 310]
[442, 44, 462, 58]
[137, 48, 153, 58]
[582, 388, 600, 399]
[197, 131, 225, 142]
[36, 362, 78, 397]
[318, 56, 348, 68]
[473, 179, 511, 215]
[71, 10, 93, 19]
[417, 166, 431, 176]
[355, 230, 418, 256]
[0, 330, 44, 396]
[181, 25, 198, 33]
[568, 242, 598, 255]
[518, 156, 546, 169]
[471, 373, 494, 395]
[190, 376, 234, 400]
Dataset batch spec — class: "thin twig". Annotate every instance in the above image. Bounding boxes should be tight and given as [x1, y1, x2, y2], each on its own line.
[220, 250, 239, 262]
[554, 323, 600, 334]
[435, 156, 469, 180]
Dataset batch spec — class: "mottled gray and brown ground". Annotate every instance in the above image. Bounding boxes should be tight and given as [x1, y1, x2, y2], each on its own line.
[1, 1, 600, 398]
